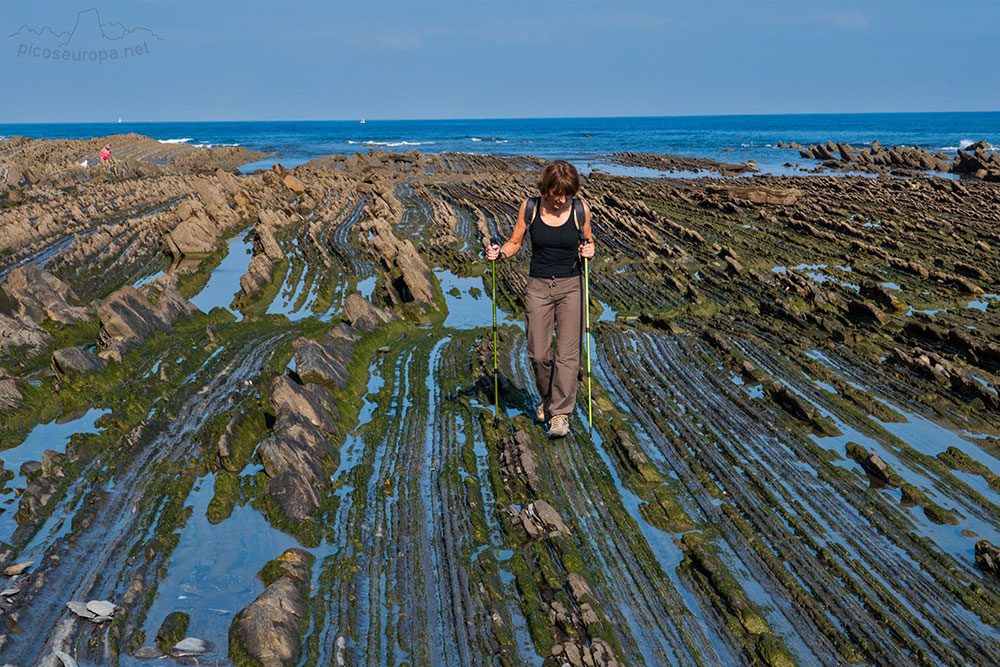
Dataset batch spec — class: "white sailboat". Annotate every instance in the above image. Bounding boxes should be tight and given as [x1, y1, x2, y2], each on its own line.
[360, 119, 365, 124]
[117, 117, 122, 123]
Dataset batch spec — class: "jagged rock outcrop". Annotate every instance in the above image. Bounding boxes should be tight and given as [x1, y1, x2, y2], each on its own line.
[0, 368, 23, 411]
[358, 184, 435, 308]
[162, 200, 220, 257]
[0, 311, 53, 360]
[260, 374, 339, 523]
[291, 329, 357, 393]
[96, 277, 199, 362]
[0, 266, 92, 359]
[1, 266, 93, 325]
[229, 548, 313, 667]
[238, 221, 288, 298]
[796, 138, 1000, 180]
[0, 133, 265, 191]
[888, 347, 999, 410]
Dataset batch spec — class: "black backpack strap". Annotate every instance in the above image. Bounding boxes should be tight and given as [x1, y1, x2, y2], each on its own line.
[572, 198, 586, 242]
[524, 196, 539, 230]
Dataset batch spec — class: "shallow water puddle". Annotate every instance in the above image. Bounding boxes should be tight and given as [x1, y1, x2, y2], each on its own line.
[136, 474, 301, 662]
[266, 236, 314, 320]
[596, 299, 617, 322]
[189, 233, 253, 318]
[357, 276, 376, 302]
[0, 407, 108, 486]
[435, 268, 517, 329]
[0, 406, 108, 543]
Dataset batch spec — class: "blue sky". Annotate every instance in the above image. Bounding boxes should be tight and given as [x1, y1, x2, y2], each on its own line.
[1, 0, 997, 122]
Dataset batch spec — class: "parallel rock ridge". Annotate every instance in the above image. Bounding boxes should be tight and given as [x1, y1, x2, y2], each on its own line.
[0, 134, 998, 667]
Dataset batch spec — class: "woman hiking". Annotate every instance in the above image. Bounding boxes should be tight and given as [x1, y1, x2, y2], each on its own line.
[486, 160, 594, 438]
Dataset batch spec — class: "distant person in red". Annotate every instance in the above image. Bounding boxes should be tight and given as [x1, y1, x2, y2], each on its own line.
[101, 144, 111, 161]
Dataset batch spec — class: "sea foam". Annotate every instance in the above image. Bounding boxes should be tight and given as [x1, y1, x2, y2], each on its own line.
[363, 140, 434, 147]
[158, 138, 193, 145]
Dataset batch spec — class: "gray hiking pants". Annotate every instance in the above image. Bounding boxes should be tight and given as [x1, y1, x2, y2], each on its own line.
[525, 275, 582, 417]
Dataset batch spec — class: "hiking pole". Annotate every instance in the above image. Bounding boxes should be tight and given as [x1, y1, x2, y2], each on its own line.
[583, 239, 593, 434]
[490, 237, 501, 420]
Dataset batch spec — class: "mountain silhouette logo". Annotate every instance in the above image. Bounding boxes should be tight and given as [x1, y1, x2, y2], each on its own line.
[8, 7, 161, 45]
[9, 7, 161, 64]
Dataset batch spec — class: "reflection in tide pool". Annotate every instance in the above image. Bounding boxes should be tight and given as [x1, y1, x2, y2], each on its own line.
[357, 276, 376, 302]
[0, 407, 109, 488]
[189, 234, 254, 319]
[139, 475, 301, 661]
[0, 407, 109, 543]
[435, 268, 518, 329]
[597, 300, 617, 322]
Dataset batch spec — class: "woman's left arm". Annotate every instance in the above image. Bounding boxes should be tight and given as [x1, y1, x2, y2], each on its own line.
[581, 200, 595, 259]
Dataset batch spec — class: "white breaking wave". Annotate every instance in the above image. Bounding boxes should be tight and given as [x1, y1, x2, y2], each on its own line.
[191, 142, 240, 148]
[346, 140, 358, 144]
[470, 137, 508, 143]
[363, 140, 434, 147]
[158, 138, 193, 144]
[941, 140, 991, 151]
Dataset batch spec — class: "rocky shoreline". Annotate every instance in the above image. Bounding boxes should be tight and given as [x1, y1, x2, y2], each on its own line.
[787, 138, 1000, 180]
[0, 134, 999, 666]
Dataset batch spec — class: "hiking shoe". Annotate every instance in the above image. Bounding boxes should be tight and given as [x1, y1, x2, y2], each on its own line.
[548, 414, 570, 439]
[535, 403, 547, 423]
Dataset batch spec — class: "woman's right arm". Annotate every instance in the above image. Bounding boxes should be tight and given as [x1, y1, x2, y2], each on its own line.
[487, 199, 528, 260]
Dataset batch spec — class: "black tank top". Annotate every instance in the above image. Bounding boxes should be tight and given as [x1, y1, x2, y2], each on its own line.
[528, 200, 581, 279]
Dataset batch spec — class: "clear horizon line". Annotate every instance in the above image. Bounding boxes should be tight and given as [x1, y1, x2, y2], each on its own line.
[2, 109, 999, 126]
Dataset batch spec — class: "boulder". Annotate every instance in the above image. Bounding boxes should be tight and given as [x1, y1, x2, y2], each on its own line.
[4, 560, 33, 576]
[343, 293, 397, 331]
[976, 540, 1000, 577]
[239, 254, 274, 297]
[156, 611, 190, 653]
[526, 500, 570, 537]
[51, 347, 108, 379]
[169, 637, 216, 657]
[163, 210, 218, 257]
[229, 549, 312, 667]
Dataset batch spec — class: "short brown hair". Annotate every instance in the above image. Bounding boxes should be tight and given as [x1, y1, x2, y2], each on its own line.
[538, 160, 580, 198]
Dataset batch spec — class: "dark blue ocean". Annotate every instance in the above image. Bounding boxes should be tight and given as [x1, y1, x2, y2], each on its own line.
[1, 113, 997, 176]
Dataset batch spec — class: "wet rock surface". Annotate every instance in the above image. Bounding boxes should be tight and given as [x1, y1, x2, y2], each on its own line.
[229, 548, 312, 667]
[0, 136, 998, 666]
